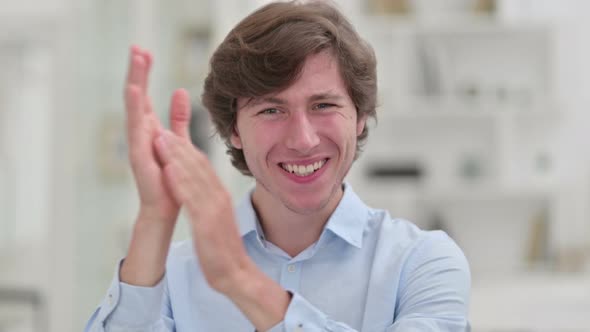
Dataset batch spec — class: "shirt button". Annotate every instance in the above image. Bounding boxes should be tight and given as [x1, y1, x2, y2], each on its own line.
[287, 264, 296, 273]
[107, 294, 113, 306]
[295, 323, 303, 331]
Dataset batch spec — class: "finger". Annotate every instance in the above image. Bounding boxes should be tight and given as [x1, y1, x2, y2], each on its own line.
[161, 162, 184, 204]
[139, 47, 153, 70]
[154, 131, 212, 198]
[174, 142, 218, 202]
[126, 46, 149, 94]
[155, 128, 208, 171]
[138, 47, 153, 92]
[125, 85, 151, 161]
[169, 89, 192, 140]
[160, 153, 205, 207]
[154, 130, 176, 165]
[125, 84, 143, 134]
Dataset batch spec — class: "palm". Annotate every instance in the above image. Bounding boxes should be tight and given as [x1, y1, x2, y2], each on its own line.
[133, 110, 179, 220]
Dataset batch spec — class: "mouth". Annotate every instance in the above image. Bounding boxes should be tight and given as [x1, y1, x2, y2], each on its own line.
[279, 158, 329, 177]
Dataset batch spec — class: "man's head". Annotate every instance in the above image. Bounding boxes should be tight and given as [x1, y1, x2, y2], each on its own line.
[202, 0, 377, 176]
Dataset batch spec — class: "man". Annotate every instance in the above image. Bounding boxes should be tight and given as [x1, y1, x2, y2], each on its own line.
[85, 1, 470, 331]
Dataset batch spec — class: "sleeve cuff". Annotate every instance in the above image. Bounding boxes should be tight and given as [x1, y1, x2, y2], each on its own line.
[271, 291, 329, 331]
[265, 321, 286, 332]
[94, 258, 166, 328]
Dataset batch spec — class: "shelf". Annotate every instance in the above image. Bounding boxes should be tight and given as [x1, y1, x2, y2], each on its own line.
[353, 1, 572, 283]
[418, 185, 555, 204]
[375, 95, 561, 120]
[358, 14, 550, 35]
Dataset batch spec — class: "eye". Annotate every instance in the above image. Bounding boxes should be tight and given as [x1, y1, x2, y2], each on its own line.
[258, 108, 280, 115]
[313, 103, 335, 111]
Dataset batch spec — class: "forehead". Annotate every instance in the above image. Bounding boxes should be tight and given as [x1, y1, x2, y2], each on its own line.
[297, 50, 341, 82]
[237, 51, 350, 109]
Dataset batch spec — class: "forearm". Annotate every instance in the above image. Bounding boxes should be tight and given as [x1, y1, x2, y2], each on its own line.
[120, 208, 177, 286]
[226, 263, 291, 331]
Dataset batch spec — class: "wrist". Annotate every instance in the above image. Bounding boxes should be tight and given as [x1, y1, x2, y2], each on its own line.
[226, 265, 291, 331]
[120, 209, 177, 286]
[137, 205, 178, 226]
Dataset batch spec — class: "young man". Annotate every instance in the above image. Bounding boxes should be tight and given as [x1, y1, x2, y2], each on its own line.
[85, 1, 470, 331]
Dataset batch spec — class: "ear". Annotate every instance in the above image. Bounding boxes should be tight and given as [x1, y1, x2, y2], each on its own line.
[230, 126, 243, 149]
[356, 114, 367, 137]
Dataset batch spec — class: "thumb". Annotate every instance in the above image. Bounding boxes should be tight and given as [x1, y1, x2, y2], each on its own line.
[169, 89, 192, 140]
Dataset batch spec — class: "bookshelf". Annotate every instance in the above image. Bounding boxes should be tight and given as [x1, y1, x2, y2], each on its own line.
[348, 4, 563, 278]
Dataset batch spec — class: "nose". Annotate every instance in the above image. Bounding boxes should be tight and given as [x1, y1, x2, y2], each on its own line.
[284, 111, 320, 153]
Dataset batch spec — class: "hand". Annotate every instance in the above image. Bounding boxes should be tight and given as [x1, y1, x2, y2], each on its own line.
[120, 46, 192, 286]
[154, 127, 252, 293]
[125, 45, 180, 224]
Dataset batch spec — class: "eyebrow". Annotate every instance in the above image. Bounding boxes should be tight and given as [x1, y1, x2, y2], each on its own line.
[243, 92, 346, 109]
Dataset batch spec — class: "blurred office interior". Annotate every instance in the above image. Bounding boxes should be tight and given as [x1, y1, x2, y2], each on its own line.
[1, 0, 590, 331]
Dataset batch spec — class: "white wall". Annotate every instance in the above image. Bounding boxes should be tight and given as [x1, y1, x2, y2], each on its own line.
[0, 0, 68, 19]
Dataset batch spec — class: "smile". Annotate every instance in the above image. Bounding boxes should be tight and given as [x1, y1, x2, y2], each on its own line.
[279, 158, 328, 177]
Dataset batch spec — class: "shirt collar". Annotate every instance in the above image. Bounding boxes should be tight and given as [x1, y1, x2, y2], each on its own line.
[235, 182, 369, 248]
[323, 183, 368, 248]
[236, 191, 264, 240]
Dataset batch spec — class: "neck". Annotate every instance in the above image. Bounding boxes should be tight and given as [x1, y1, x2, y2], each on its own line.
[251, 184, 344, 257]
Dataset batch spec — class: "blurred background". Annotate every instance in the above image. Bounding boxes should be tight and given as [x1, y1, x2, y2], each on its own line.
[1, 0, 590, 331]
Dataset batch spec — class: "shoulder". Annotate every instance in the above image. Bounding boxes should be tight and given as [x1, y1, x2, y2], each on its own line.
[366, 208, 470, 283]
[365, 208, 443, 249]
[402, 229, 470, 278]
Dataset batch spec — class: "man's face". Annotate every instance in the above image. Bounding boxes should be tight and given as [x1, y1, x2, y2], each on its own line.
[232, 51, 366, 214]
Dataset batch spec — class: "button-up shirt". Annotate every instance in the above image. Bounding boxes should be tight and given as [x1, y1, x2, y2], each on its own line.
[85, 183, 470, 331]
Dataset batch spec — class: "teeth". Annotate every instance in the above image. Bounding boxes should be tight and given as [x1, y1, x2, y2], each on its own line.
[298, 165, 305, 174]
[281, 159, 326, 177]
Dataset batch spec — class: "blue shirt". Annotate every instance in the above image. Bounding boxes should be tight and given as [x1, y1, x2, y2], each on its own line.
[85, 184, 470, 331]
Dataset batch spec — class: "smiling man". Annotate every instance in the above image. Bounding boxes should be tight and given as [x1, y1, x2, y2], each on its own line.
[232, 51, 366, 258]
[85, 1, 470, 331]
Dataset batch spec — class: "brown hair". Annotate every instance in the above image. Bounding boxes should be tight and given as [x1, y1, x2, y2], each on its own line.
[201, 0, 377, 175]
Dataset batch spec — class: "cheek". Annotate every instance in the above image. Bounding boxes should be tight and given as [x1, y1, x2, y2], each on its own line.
[242, 123, 281, 155]
[319, 116, 358, 144]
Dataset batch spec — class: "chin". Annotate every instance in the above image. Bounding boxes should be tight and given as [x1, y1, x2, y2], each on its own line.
[280, 184, 339, 215]
[282, 198, 330, 215]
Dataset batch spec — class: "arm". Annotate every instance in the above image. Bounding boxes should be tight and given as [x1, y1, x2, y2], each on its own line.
[153, 129, 291, 331]
[120, 45, 183, 287]
[389, 232, 471, 331]
[268, 232, 470, 332]
[85, 45, 192, 331]
[154, 126, 470, 332]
